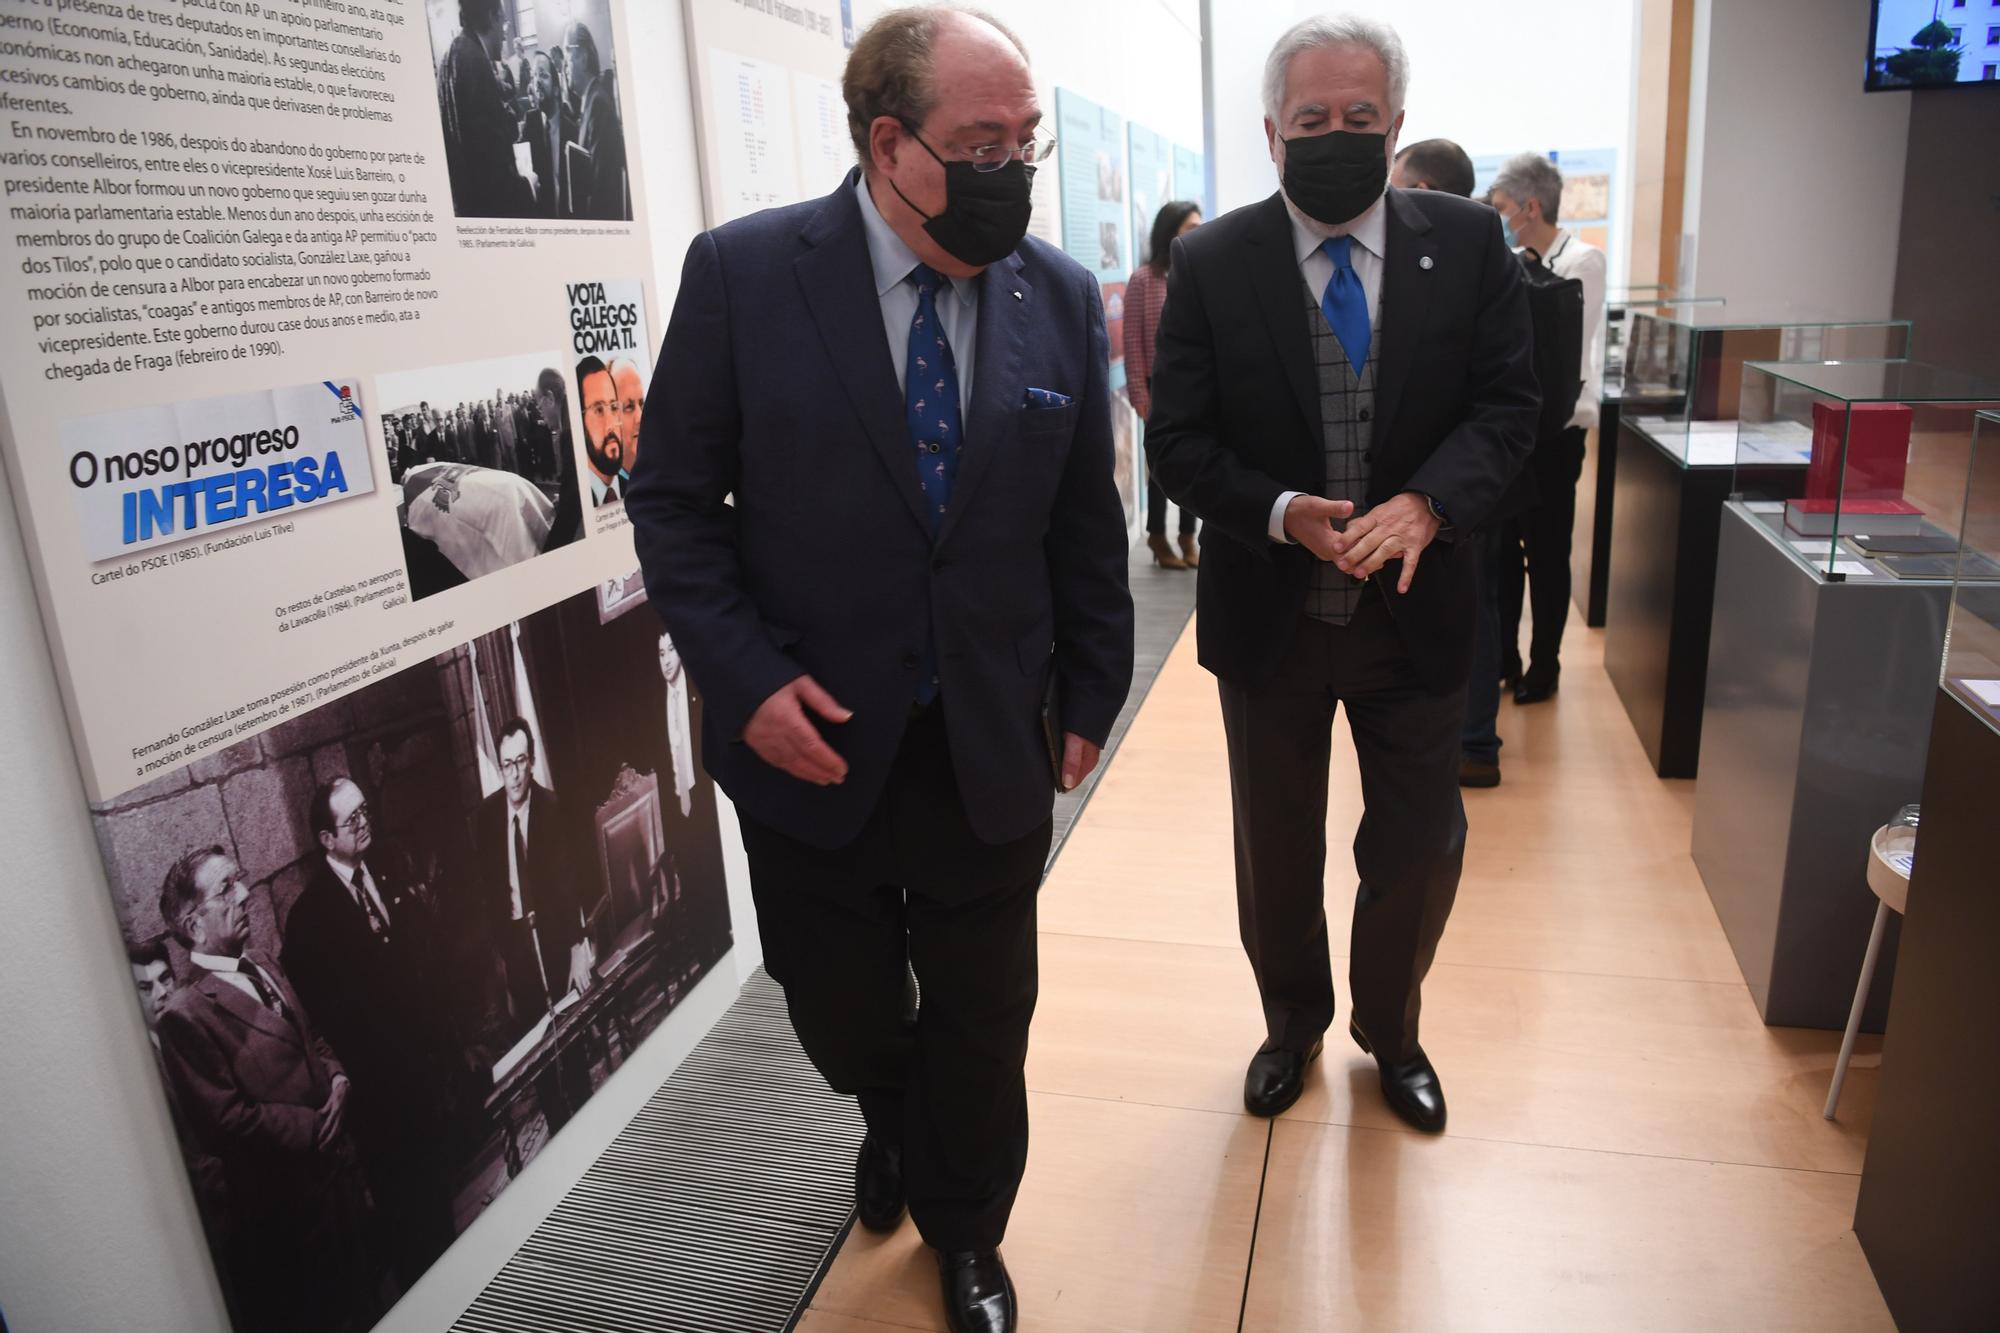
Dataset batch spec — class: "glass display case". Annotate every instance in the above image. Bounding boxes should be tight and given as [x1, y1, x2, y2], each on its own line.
[1601, 294, 1724, 401]
[1943, 410, 2000, 732]
[1732, 362, 2000, 580]
[1621, 309, 1913, 464]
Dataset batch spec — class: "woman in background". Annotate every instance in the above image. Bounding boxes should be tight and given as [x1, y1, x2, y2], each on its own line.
[1126, 200, 1203, 569]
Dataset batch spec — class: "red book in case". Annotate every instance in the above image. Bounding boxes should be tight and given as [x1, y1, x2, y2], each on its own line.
[1805, 400, 1913, 502]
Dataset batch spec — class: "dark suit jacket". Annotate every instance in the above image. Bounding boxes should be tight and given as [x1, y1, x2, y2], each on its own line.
[1146, 189, 1538, 693]
[524, 104, 575, 218]
[154, 954, 356, 1221]
[574, 73, 625, 220]
[476, 784, 590, 994]
[627, 172, 1134, 850]
[280, 853, 443, 1149]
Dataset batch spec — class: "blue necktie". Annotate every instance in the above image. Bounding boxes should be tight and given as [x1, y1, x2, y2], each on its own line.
[1318, 234, 1371, 370]
[905, 264, 962, 705]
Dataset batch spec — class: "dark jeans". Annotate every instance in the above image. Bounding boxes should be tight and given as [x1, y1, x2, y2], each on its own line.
[740, 703, 1050, 1252]
[1216, 595, 1467, 1064]
[1500, 426, 1587, 674]
[1461, 526, 1505, 764]
[1147, 465, 1196, 537]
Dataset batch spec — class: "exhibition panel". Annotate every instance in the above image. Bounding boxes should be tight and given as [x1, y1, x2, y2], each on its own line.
[1621, 310, 1914, 464]
[1852, 444, 2000, 1325]
[1576, 294, 1727, 629]
[1732, 361, 2000, 580]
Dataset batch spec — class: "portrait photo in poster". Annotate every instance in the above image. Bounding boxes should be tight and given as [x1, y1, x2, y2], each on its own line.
[379, 351, 585, 600]
[428, 0, 635, 221]
[92, 577, 732, 1333]
[566, 279, 654, 510]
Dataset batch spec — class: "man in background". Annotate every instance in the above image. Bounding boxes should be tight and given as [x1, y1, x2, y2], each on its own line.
[610, 356, 647, 482]
[1392, 137, 1538, 788]
[576, 355, 626, 506]
[525, 51, 571, 219]
[437, 0, 529, 218]
[563, 22, 626, 220]
[155, 846, 381, 1331]
[284, 777, 459, 1285]
[1489, 151, 1604, 705]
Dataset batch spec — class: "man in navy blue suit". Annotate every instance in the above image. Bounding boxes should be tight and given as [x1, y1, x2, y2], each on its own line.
[627, 9, 1132, 1330]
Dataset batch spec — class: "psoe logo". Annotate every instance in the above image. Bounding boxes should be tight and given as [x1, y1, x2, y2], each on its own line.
[324, 381, 361, 422]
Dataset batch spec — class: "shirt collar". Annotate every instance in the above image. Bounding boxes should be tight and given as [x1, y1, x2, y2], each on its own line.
[854, 173, 979, 304]
[190, 950, 245, 974]
[324, 851, 364, 886]
[1290, 192, 1388, 268]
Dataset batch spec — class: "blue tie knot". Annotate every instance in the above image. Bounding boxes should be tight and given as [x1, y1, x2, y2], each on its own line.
[909, 263, 941, 297]
[1319, 234, 1356, 271]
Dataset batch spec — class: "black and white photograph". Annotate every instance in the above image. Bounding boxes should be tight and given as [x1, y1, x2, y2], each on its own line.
[428, 0, 635, 221]
[89, 577, 733, 1333]
[379, 351, 586, 601]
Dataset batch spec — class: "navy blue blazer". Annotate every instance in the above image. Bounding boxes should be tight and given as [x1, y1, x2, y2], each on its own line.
[628, 173, 1134, 850]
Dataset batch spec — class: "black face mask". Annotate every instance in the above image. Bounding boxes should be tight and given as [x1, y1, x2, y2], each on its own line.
[1280, 130, 1389, 227]
[889, 128, 1035, 268]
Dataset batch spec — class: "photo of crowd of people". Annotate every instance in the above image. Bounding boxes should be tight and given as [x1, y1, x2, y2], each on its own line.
[95, 578, 732, 1333]
[429, 0, 634, 221]
[380, 352, 585, 601]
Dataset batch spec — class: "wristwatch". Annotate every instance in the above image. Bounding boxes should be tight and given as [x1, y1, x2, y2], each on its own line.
[1423, 493, 1450, 526]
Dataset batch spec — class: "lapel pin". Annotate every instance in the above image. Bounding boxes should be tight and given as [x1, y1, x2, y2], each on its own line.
[1012, 290, 1023, 301]
[1419, 256, 1434, 271]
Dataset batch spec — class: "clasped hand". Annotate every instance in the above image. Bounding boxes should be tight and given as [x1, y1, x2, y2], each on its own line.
[1283, 491, 1440, 593]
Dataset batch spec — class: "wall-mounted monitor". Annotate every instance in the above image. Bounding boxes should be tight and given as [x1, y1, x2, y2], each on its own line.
[1868, 0, 2000, 90]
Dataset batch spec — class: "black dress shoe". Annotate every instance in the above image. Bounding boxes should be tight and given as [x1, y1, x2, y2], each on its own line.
[854, 1134, 905, 1232]
[1349, 1022, 1447, 1132]
[1513, 664, 1560, 705]
[1243, 1037, 1323, 1117]
[1500, 657, 1524, 692]
[1459, 757, 1501, 788]
[937, 1248, 1016, 1333]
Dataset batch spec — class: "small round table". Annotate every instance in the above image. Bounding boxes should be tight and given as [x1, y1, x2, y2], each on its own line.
[1823, 822, 1914, 1120]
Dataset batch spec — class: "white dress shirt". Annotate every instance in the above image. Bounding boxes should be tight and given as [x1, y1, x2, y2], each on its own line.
[323, 851, 392, 933]
[855, 173, 978, 415]
[190, 951, 279, 1010]
[1541, 229, 1607, 430]
[1269, 195, 1389, 543]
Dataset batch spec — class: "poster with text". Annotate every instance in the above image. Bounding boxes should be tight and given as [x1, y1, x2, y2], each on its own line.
[683, 0, 890, 225]
[1126, 121, 1169, 270]
[0, 4, 729, 1330]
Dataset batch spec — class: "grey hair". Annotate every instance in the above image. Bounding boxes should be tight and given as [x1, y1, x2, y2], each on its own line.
[1262, 14, 1410, 123]
[1491, 151, 1563, 222]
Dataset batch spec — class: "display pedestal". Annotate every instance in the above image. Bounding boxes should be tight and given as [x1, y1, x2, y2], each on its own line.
[1691, 505, 1950, 1028]
[1603, 417, 1733, 778]
[1854, 690, 2000, 1330]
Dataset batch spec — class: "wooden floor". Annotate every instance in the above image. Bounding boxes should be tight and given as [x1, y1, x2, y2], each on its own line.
[797, 618, 1894, 1332]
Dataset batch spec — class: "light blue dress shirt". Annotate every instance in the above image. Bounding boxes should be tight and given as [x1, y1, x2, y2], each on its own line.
[855, 174, 978, 416]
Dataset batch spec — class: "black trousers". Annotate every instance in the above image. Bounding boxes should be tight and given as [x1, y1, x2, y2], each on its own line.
[1217, 594, 1467, 1064]
[741, 702, 1049, 1252]
[1500, 425, 1587, 674]
[1147, 465, 1197, 537]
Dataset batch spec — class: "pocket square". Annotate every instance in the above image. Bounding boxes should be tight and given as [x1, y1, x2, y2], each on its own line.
[1023, 387, 1073, 409]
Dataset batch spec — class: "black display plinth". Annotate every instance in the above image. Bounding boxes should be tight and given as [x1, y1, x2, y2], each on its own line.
[1575, 397, 1619, 628]
[1603, 417, 1733, 778]
[1854, 690, 2000, 1331]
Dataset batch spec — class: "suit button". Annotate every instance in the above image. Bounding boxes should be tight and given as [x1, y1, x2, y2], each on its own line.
[1358, 408, 1372, 422]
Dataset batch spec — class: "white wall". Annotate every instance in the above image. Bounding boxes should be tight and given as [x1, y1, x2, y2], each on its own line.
[1681, 0, 1910, 319]
[1207, 1, 1638, 284]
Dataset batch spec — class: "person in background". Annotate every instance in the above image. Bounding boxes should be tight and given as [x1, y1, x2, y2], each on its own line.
[1390, 137, 1474, 199]
[627, 8, 1133, 1327]
[576, 355, 627, 506]
[610, 356, 647, 482]
[563, 22, 626, 220]
[536, 366, 584, 550]
[437, 0, 530, 218]
[524, 50, 571, 219]
[1392, 137, 1534, 789]
[1147, 14, 1536, 1135]
[1125, 200, 1203, 569]
[1488, 151, 1604, 705]
[154, 846, 382, 1332]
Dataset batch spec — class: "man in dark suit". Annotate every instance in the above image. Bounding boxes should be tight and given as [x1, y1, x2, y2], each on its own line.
[1147, 15, 1537, 1134]
[154, 845, 383, 1331]
[524, 52, 573, 218]
[561, 22, 625, 221]
[475, 718, 594, 1046]
[627, 11, 1132, 1328]
[282, 776, 458, 1284]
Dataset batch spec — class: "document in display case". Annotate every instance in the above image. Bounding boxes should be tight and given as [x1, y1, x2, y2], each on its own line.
[1732, 362, 2000, 581]
[1621, 310, 1913, 466]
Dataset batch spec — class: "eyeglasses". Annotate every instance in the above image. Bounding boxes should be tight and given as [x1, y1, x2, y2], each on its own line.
[184, 868, 247, 921]
[501, 755, 534, 775]
[582, 400, 620, 426]
[338, 804, 371, 834]
[907, 124, 1058, 173]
